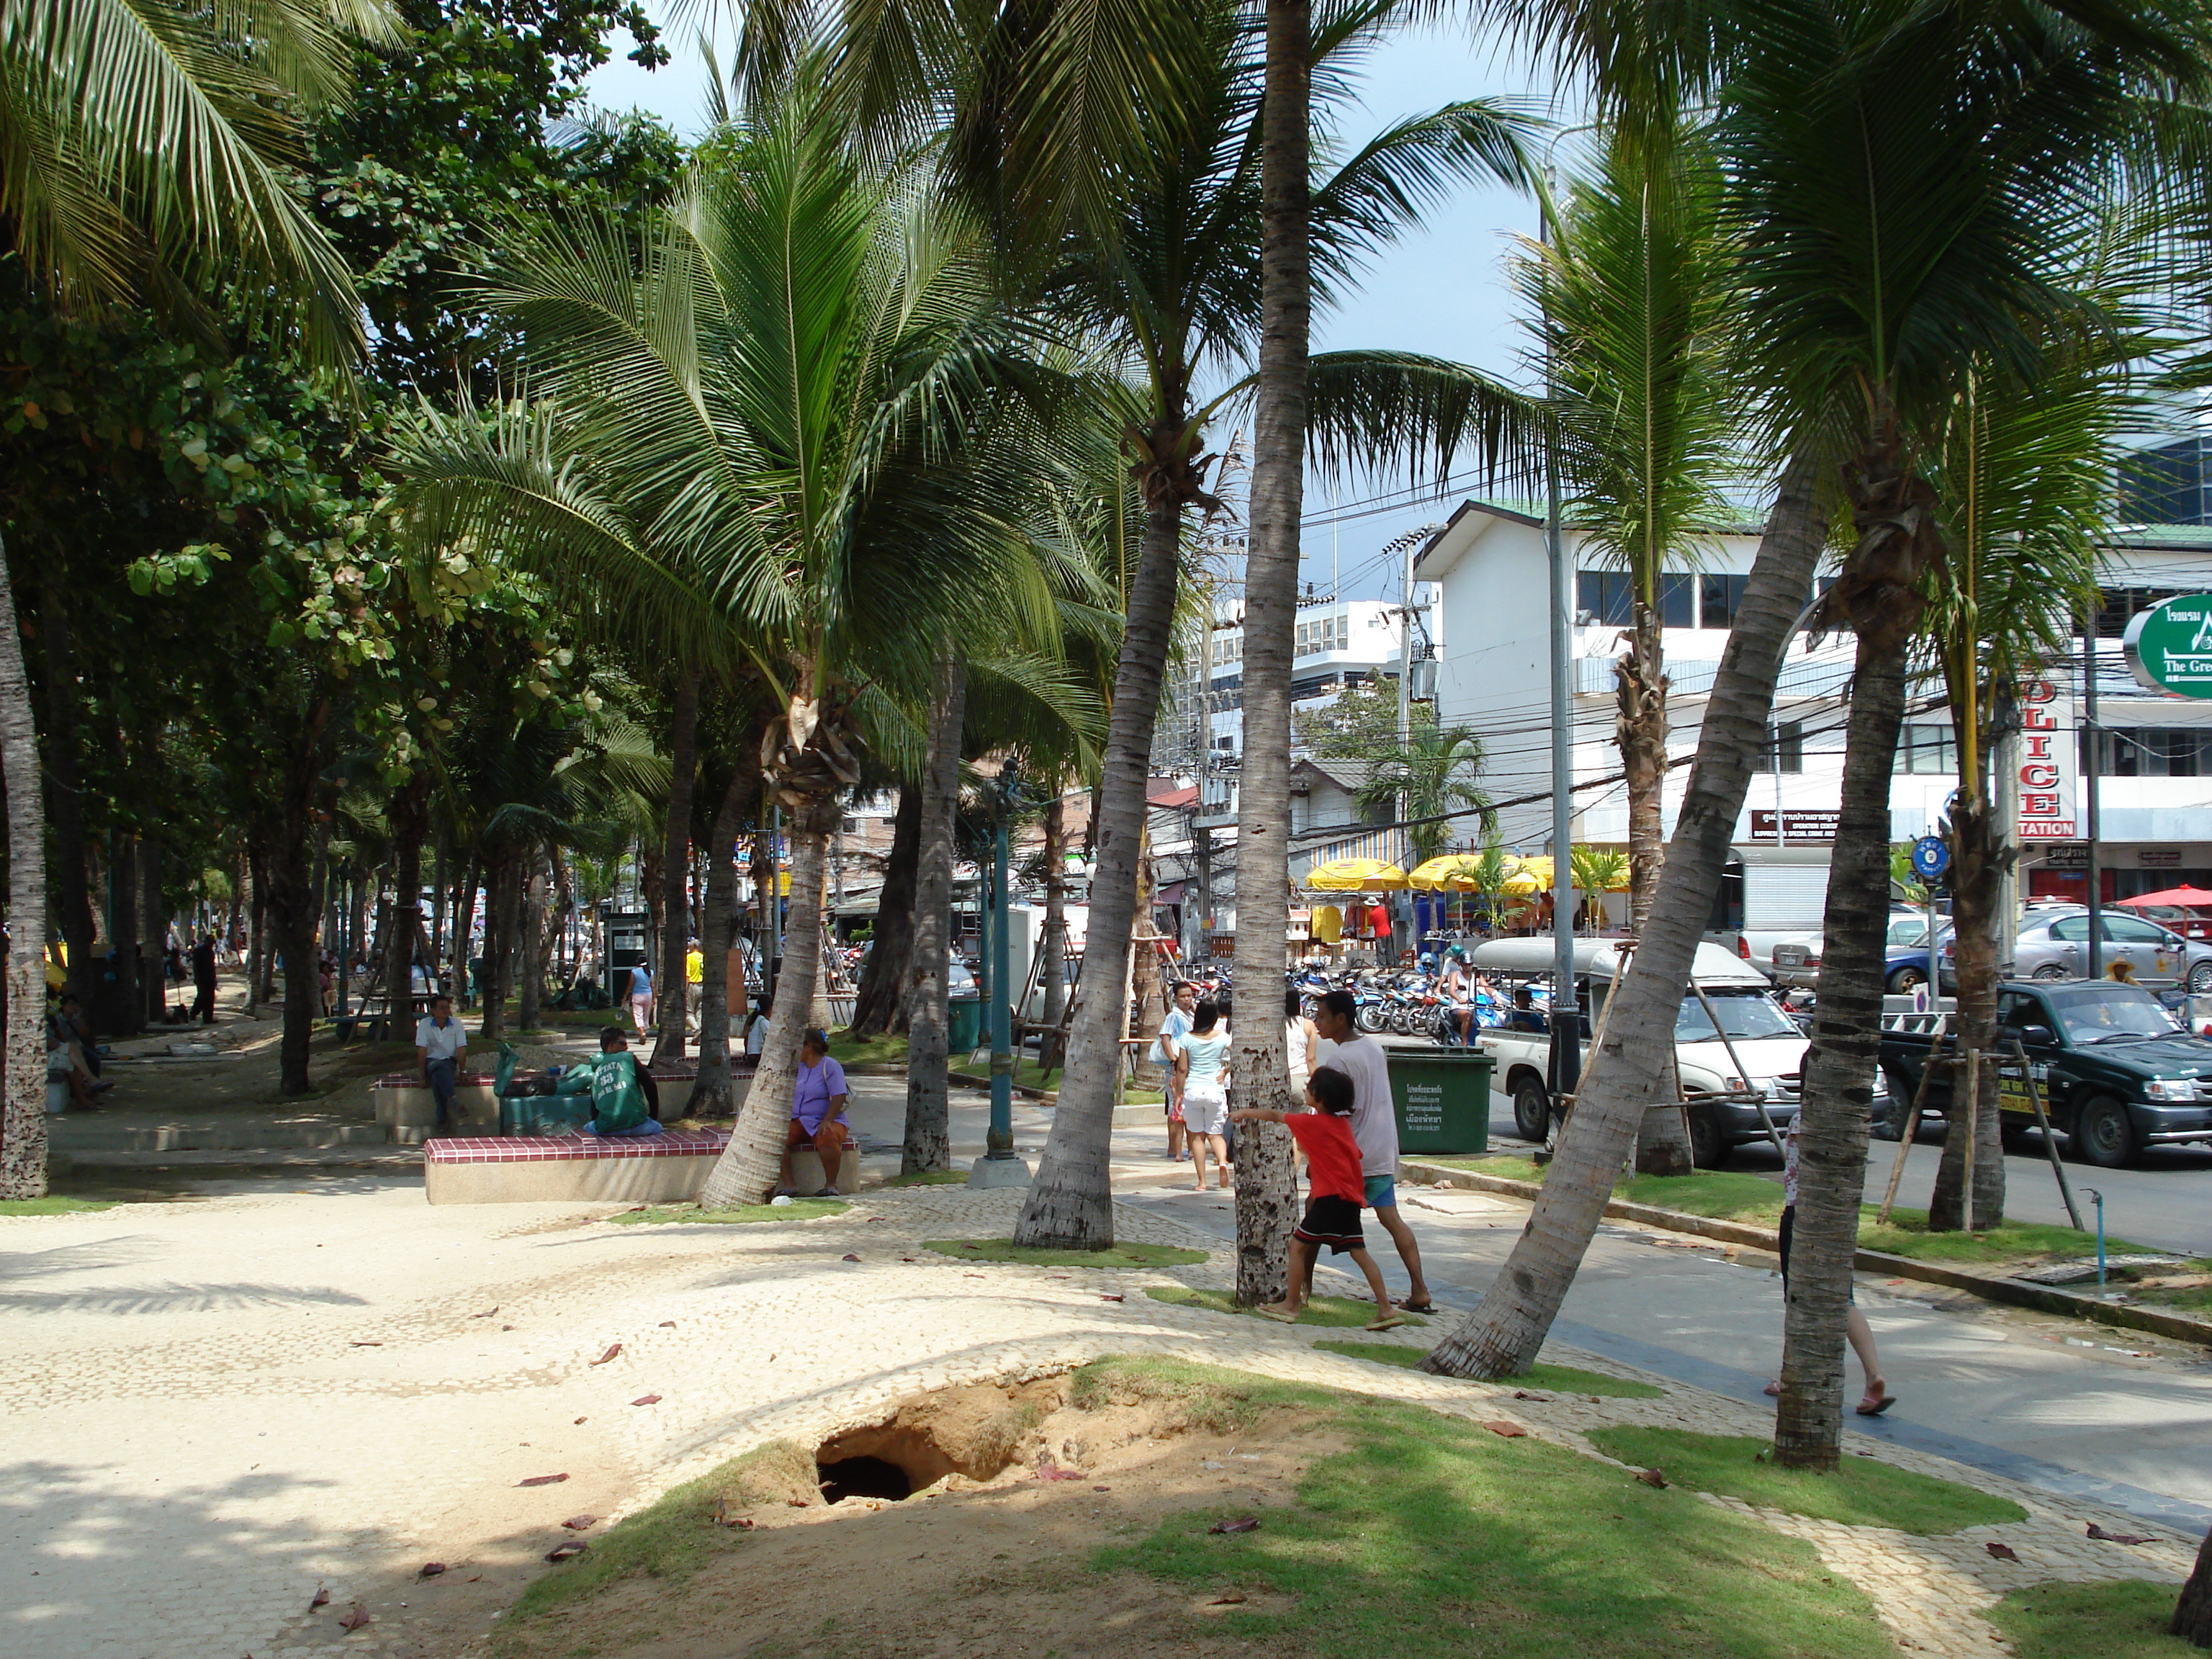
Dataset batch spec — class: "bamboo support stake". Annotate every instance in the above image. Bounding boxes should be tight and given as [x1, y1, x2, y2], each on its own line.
[1877, 1017, 1950, 1225]
[1689, 979, 1787, 1154]
[2007, 1035, 2085, 1231]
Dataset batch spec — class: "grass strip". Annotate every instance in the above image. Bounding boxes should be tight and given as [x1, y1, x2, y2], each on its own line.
[1092, 1357, 1894, 1659]
[609, 1200, 848, 1226]
[0, 1195, 116, 1215]
[826, 1030, 909, 1068]
[1584, 1426, 2026, 1534]
[1146, 1285, 1424, 1328]
[883, 1169, 967, 1187]
[1313, 1340, 1663, 1397]
[927, 1238, 1206, 1268]
[1989, 1580, 2201, 1659]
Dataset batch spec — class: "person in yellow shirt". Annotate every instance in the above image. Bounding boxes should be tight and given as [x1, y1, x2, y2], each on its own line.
[685, 943, 704, 986]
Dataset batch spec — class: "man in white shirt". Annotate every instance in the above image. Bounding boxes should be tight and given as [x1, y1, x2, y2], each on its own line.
[415, 995, 468, 1132]
[1154, 980, 1198, 1161]
[1313, 989, 1433, 1313]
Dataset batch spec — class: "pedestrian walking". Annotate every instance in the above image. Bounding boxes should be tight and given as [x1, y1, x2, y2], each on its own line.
[628, 959, 654, 1038]
[1177, 1000, 1233, 1192]
[1766, 1116, 1894, 1414]
[414, 994, 468, 1133]
[1231, 1067, 1404, 1330]
[189, 933, 219, 1025]
[1154, 980, 1197, 1161]
[1312, 989, 1434, 1313]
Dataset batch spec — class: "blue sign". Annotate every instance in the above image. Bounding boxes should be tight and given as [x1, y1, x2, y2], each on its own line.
[1910, 835, 1950, 881]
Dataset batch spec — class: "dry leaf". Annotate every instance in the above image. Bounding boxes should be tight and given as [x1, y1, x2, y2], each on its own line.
[1208, 1516, 1262, 1534]
[544, 1544, 588, 1563]
[1483, 1421, 1528, 1438]
[1101, 1293, 1125, 1303]
[466, 1575, 480, 1583]
[307, 1586, 329, 1612]
[1511, 1391, 1553, 1402]
[338, 1604, 372, 1632]
[418, 1563, 446, 1579]
[631, 1395, 662, 1406]
[658, 1321, 676, 1328]
[349, 1341, 382, 1347]
[1986, 1542, 2020, 1562]
[1633, 1468, 1668, 1489]
[518, 1473, 570, 1488]
[562, 1516, 597, 1532]
[2087, 1524, 2154, 1545]
[470, 1308, 498, 1318]
[1208, 1591, 1249, 1605]
[590, 1343, 621, 1366]
[1093, 1485, 1111, 1493]
[841, 1254, 862, 1262]
[574, 1417, 588, 1425]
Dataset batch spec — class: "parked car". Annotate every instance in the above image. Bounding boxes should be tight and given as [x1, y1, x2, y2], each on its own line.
[1786, 912, 1943, 992]
[1878, 979, 2212, 1165]
[2001, 911, 2212, 992]
[1467, 938, 1809, 1167]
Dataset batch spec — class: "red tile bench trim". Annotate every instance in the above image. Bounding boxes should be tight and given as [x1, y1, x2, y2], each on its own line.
[423, 1129, 730, 1164]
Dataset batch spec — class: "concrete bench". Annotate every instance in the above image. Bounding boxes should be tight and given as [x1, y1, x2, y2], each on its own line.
[374, 1073, 499, 1143]
[423, 1128, 731, 1205]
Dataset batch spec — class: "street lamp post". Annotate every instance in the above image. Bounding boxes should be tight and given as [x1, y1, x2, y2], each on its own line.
[971, 779, 1031, 1187]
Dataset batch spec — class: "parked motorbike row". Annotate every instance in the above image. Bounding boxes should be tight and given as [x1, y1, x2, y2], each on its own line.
[1287, 963, 1552, 1045]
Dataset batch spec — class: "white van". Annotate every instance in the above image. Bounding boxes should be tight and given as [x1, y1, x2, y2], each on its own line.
[1468, 938, 1809, 1166]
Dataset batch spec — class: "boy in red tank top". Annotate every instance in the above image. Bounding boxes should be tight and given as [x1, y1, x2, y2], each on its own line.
[1231, 1069, 1404, 1331]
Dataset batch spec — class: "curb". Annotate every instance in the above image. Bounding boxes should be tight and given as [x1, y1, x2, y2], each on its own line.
[1399, 1157, 2212, 1349]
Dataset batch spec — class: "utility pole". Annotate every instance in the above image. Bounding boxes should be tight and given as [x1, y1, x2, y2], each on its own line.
[1397, 539, 1415, 750]
[1993, 685, 2021, 977]
[2082, 603, 2104, 977]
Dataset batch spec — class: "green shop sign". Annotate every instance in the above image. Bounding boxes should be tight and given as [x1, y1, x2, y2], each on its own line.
[2123, 594, 2212, 698]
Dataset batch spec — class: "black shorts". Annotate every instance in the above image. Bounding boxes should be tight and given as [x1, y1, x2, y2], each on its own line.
[1294, 1194, 1366, 1255]
[1777, 1205, 1853, 1304]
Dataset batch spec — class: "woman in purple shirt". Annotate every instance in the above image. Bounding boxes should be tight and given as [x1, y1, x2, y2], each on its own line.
[780, 1028, 852, 1195]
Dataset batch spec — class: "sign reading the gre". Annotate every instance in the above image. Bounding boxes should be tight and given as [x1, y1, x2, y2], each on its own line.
[2124, 594, 2212, 699]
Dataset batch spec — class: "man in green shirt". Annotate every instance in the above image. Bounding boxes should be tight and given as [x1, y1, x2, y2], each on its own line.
[558, 1027, 663, 1137]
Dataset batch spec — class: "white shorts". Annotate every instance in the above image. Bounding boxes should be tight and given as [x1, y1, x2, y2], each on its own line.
[1181, 1079, 1228, 1136]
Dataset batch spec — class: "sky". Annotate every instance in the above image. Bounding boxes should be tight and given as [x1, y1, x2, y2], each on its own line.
[582, 13, 1573, 603]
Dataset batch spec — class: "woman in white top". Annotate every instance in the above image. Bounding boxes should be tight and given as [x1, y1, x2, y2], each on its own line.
[1283, 988, 1320, 1095]
[1176, 1001, 1233, 1192]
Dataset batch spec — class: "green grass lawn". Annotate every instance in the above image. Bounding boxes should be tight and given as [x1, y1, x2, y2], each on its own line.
[1583, 1427, 2026, 1534]
[1147, 1285, 1426, 1328]
[1093, 1358, 1896, 1659]
[827, 1029, 908, 1067]
[1989, 1579, 2202, 1659]
[883, 1168, 967, 1187]
[609, 1200, 848, 1225]
[925, 1238, 1207, 1268]
[0, 1195, 116, 1215]
[1312, 1341, 1664, 1398]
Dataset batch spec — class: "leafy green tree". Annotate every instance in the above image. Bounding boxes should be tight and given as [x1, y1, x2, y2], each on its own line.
[1352, 721, 1490, 866]
[1291, 675, 1421, 756]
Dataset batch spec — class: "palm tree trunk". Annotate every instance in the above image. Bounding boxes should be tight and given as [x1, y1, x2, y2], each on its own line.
[477, 855, 514, 1045]
[450, 855, 478, 1009]
[1424, 446, 1825, 1377]
[849, 783, 921, 1035]
[1014, 493, 1185, 1249]
[516, 853, 545, 1033]
[384, 775, 429, 1024]
[1929, 789, 2005, 1228]
[39, 586, 95, 1009]
[1622, 604, 1694, 1175]
[1039, 790, 1069, 1069]
[0, 537, 50, 1200]
[903, 657, 968, 1174]
[692, 767, 754, 1119]
[271, 701, 330, 1094]
[655, 667, 700, 1064]
[2173, 1524, 2212, 1645]
[1774, 633, 1907, 1467]
[246, 842, 267, 1016]
[702, 796, 835, 1205]
[111, 830, 141, 1033]
[140, 836, 166, 1021]
[1228, 0, 1309, 1306]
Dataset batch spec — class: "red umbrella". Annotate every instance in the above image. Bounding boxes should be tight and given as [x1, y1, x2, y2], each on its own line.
[2114, 885, 2212, 909]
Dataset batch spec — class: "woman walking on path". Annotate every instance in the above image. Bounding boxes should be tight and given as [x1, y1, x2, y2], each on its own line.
[629, 959, 655, 1038]
[1767, 1115, 1894, 1415]
[1177, 1001, 1233, 1192]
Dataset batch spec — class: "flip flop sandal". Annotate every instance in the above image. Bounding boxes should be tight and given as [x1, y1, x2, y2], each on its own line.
[1398, 1301, 1438, 1316]
[1254, 1306, 1301, 1324]
[1366, 1313, 1408, 1331]
[1855, 1395, 1898, 1417]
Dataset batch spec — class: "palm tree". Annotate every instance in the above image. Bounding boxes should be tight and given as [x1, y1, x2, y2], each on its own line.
[0, 0, 395, 1199]
[1010, 0, 1538, 1252]
[1352, 724, 1491, 866]
[1915, 335, 2131, 1232]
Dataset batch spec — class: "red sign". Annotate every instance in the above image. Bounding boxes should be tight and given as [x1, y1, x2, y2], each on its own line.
[2016, 678, 2077, 840]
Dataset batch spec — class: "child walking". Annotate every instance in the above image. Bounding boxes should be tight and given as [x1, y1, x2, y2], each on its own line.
[1230, 1069, 1403, 1331]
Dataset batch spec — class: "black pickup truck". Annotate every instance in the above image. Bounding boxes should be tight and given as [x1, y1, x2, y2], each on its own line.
[1876, 979, 2212, 1167]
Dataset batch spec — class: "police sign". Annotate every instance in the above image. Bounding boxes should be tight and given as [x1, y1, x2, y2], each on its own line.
[2123, 594, 2212, 698]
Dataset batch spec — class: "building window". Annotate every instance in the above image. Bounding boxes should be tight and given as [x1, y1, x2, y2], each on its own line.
[1699, 573, 1748, 629]
[1894, 723, 1957, 774]
[1578, 571, 1695, 626]
[1658, 572, 1695, 627]
[1755, 721, 1804, 774]
[2098, 727, 2212, 776]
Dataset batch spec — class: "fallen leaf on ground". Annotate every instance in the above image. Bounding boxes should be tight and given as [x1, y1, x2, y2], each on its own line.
[900, 1256, 917, 1262]
[307, 1586, 329, 1612]
[518, 1474, 570, 1488]
[501, 1325, 515, 1331]
[631, 1394, 662, 1406]
[1034, 1459, 1086, 1481]
[544, 1544, 588, 1563]
[1483, 1421, 1528, 1438]
[1101, 1293, 1125, 1303]
[1208, 1591, 1248, 1605]
[658, 1321, 675, 1328]
[1633, 1468, 1668, 1489]
[1208, 1516, 1261, 1534]
[574, 1417, 588, 1425]
[418, 1563, 445, 1578]
[1986, 1542, 2020, 1562]
[466, 1575, 480, 1583]
[338, 1604, 372, 1631]
[2087, 1524, 2155, 1545]
[1093, 1485, 1111, 1493]
[842, 1254, 862, 1262]
[1512, 1390, 1553, 1402]
[469, 1308, 498, 1318]
[787, 1498, 810, 1507]
[349, 1341, 382, 1347]
[562, 1516, 597, 1531]
[590, 1343, 622, 1366]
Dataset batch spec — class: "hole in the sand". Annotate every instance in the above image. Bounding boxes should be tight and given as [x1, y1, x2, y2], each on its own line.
[816, 1455, 914, 1503]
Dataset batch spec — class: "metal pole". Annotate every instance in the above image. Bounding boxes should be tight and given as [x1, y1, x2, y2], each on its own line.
[1398, 544, 1415, 750]
[2085, 1187, 2106, 1284]
[1995, 690, 2020, 977]
[1542, 176, 1580, 1100]
[986, 812, 1015, 1160]
[2083, 606, 2104, 977]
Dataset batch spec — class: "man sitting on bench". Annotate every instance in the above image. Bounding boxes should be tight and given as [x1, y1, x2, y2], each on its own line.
[557, 1026, 663, 1137]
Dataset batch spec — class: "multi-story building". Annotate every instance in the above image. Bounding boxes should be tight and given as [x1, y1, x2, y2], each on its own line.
[1416, 497, 2212, 931]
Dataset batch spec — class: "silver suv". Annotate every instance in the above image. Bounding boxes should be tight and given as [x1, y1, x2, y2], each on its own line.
[2008, 911, 2212, 991]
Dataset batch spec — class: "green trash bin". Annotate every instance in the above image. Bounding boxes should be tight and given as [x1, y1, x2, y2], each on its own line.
[1386, 1050, 1493, 1155]
[947, 996, 986, 1056]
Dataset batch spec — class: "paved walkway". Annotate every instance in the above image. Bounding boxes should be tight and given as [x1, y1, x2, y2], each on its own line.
[1, 1079, 2204, 1659]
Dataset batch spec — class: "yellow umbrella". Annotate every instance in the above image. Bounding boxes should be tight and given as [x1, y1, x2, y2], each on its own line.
[1408, 855, 1490, 891]
[1305, 857, 1410, 891]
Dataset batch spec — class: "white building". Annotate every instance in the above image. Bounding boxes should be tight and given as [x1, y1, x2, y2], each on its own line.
[1416, 498, 2212, 931]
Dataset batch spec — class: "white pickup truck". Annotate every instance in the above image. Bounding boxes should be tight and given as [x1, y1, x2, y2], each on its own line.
[1469, 938, 1809, 1166]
